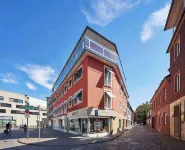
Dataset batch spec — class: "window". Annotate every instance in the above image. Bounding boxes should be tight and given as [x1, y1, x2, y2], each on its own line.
[60, 89, 64, 98]
[31, 112, 39, 115]
[119, 101, 121, 109]
[68, 96, 73, 108]
[64, 85, 67, 94]
[9, 98, 23, 103]
[68, 79, 72, 89]
[74, 90, 83, 105]
[159, 95, 161, 104]
[104, 66, 112, 87]
[43, 113, 47, 116]
[11, 110, 22, 114]
[74, 67, 82, 83]
[119, 119, 121, 128]
[64, 101, 67, 113]
[0, 109, 6, 113]
[164, 89, 167, 101]
[0, 96, 4, 101]
[164, 112, 167, 125]
[174, 40, 180, 60]
[104, 90, 112, 109]
[16, 105, 24, 109]
[0, 103, 11, 107]
[175, 71, 180, 92]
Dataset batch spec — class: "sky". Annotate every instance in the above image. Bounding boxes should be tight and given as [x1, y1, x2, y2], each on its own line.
[0, 0, 172, 110]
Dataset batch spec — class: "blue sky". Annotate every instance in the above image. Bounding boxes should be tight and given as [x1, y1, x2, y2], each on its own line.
[0, 0, 172, 110]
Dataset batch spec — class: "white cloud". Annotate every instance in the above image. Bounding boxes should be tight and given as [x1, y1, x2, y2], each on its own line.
[17, 64, 56, 90]
[81, 0, 141, 27]
[25, 82, 37, 91]
[141, 3, 170, 42]
[0, 73, 17, 84]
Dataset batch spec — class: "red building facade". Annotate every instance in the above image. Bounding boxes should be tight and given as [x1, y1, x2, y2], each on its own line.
[47, 27, 133, 137]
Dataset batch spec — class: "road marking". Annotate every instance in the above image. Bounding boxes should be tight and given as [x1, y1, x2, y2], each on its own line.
[70, 147, 83, 150]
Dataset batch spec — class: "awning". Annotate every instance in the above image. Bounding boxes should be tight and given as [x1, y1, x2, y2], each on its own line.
[105, 91, 116, 98]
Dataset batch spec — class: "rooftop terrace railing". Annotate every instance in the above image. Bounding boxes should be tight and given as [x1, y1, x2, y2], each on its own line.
[53, 36, 121, 92]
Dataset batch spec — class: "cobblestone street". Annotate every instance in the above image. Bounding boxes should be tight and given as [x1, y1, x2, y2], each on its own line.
[1, 125, 185, 150]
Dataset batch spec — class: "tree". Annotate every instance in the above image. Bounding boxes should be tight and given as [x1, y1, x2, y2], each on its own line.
[135, 101, 151, 124]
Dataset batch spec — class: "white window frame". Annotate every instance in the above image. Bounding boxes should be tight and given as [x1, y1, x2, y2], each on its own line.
[164, 89, 167, 101]
[104, 89, 112, 109]
[68, 78, 72, 89]
[64, 84, 67, 95]
[174, 37, 180, 61]
[164, 112, 167, 125]
[74, 89, 83, 105]
[119, 100, 121, 110]
[104, 66, 112, 87]
[174, 70, 180, 93]
[68, 96, 73, 108]
[74, 66, 83, 84]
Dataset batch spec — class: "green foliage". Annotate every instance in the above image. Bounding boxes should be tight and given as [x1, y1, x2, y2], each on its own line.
[135, 101, 151, 124]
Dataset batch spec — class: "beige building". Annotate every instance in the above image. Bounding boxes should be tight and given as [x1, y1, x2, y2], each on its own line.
[0, 90, 47, 128]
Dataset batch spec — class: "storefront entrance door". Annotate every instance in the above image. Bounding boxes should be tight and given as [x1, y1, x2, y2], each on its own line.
[174, 104, 181, 139]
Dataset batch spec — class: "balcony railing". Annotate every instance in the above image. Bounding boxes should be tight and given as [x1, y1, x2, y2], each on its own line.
[53, 36, 121, 92]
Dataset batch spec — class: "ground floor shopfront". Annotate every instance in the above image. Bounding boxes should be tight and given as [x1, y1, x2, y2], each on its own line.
[49, 107, 131, 137]
[170, 96, 185, 140]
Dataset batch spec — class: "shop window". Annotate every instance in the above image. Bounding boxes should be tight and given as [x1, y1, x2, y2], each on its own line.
[104, 66, 112, 87]
[74, 90, 83, 105]
[68, 96, 73, 108]
[68, 79, 72, 89]
[175, 71, 180, 93]
[69, 118, 81, 133]
[0, 96, 4, 101]
[174, 39, 180, 60]
[74, 67, 83, 83]
[90, 118, 109, 133]
[104, 90, 112, 109]
[119, 119, 121, 128]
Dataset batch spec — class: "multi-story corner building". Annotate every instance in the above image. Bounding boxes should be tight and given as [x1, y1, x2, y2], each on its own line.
[146, 109, 152, 127]
[47, 26, 131, 137]
[151, 0, 185, 140]
[0, 90, 47, 128]
[151, 75, 170, 134]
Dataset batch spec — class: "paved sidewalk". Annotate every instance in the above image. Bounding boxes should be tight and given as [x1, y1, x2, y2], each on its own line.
[17, 127, 130, 146]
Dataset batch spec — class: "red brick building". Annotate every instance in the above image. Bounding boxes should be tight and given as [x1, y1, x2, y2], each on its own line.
[47, 26, 133, 137]
[151, 0, 185, 140]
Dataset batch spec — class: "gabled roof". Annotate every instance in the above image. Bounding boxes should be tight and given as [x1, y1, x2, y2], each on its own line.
[150, 75, 170, 103]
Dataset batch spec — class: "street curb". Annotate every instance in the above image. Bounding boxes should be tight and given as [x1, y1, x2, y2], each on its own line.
[17, 129, 128, 146]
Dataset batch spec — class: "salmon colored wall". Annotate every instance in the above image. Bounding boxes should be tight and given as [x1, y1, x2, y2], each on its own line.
[87, 56, 127, 116]
[52, 57, 88, 117]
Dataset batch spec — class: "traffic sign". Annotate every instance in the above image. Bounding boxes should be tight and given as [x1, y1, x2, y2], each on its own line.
[24, 106, 35, 110]
[25, 110, 30, 114]
[95, 110, 98, 116]
[25, 114, 30, 118]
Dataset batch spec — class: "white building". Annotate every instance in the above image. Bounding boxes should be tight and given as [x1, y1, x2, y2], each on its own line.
[0, 90, 47, 128]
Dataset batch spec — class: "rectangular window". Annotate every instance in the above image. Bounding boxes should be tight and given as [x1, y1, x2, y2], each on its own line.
[64, 101, 67, 113]
[11, 110, 22, 114]
[68, 96, 73, 108]
[43, 113, 47, 116]
[164, 112, 167, 125]
[31, 112, 39, 115]
[164, 89, 167, 101]
[9, 98, 23, 103]
[119, 119, 121, 128]
[104, 66, 112, 87]
[0, 96, 4, 101]
[174, 40, 180, 60]
[159, 95, 161, 104]
[119, 101, 121, 109]
[64, 85, 67, 94]
[74, 67, 83, 83]
[74, 90, 83, 105]
[0, 109, 6, 113]
[0, 103, 11, 108]
[104, 90, 112, 109]
[16, 105, 24, 109]
[175, 71, 180, 92]
[68, 79, 72, 89]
